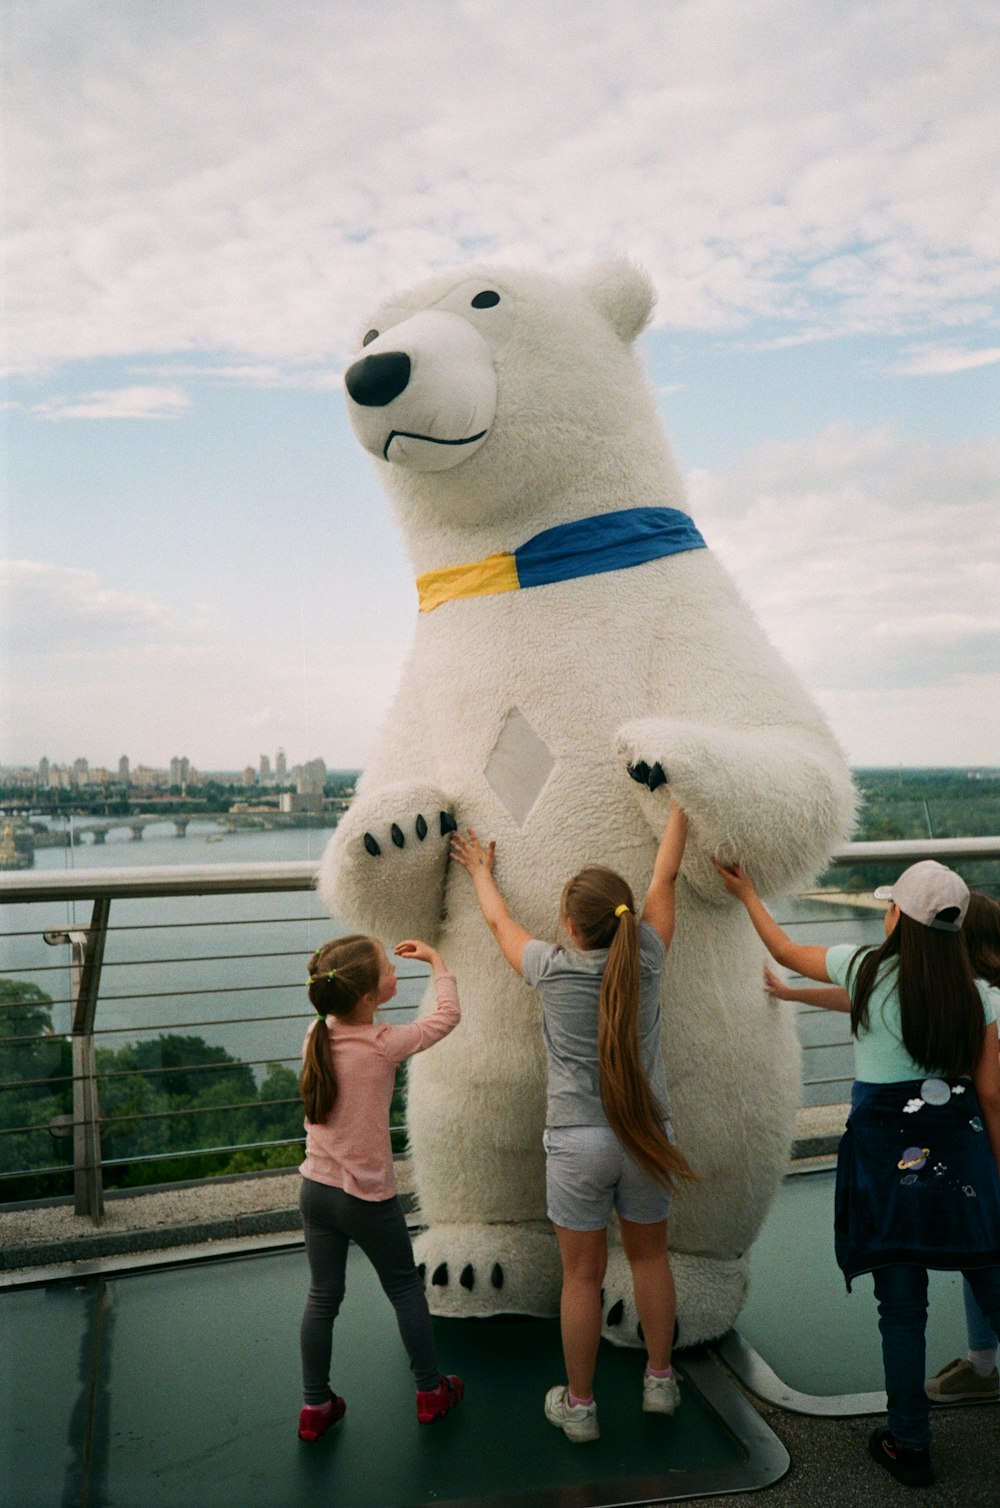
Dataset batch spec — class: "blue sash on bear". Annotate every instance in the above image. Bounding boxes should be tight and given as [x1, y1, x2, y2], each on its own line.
[835, 1077, 1000, 1290]
[416, 506, 707, 613]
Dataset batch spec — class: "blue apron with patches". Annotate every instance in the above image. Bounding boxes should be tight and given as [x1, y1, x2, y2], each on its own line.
[835, 1077, 1000, 1290]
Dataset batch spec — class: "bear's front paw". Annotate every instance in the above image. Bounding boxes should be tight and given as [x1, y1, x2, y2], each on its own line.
[362, 809, 457, 857]
[626, 759, 668, 792]
[317, 781, 456, 937]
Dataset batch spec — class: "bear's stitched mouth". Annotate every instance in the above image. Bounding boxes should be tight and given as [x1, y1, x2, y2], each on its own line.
[383, 428, 488, 461]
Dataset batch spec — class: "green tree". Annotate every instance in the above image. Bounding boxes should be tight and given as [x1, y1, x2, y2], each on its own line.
[0, 980, 72, 1197]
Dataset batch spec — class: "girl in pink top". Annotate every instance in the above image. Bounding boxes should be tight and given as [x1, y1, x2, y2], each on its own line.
[297, 932, 463, 1443]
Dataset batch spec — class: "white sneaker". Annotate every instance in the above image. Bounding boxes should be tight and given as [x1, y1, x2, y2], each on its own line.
[544, 1384, 600, 1442]
[643, 1370, 681, 1415]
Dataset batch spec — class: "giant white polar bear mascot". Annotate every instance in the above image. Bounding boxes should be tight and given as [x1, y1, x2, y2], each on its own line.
[319, 260, 855, 1346]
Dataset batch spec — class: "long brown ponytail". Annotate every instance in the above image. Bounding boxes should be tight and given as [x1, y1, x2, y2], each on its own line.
[300, 934, 382, 1124]
[562, 867, 697, 1191]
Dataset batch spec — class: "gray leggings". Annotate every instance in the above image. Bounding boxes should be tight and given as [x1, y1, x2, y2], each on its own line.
[299, 1177, 439, 1402]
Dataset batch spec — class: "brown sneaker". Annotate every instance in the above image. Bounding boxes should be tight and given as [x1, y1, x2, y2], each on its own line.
[925, 1357, 999, 1403]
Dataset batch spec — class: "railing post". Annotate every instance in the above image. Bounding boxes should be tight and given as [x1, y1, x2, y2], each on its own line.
[44, 897, 111, 1223]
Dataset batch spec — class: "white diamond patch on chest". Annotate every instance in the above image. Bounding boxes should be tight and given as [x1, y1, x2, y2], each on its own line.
[484, 707, 556, 827]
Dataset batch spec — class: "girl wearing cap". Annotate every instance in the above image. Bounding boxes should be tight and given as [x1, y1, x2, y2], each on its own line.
[764, 889, 1000, 1409]
[713, 856, 1000, 1490]
[451, 801, 696, 1443]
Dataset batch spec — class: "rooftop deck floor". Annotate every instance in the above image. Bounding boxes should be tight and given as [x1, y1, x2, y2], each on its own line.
[5, 1243, 787, 1508]
[3, 1169, 999, 1506]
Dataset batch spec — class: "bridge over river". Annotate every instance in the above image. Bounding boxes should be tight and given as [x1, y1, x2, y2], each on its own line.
[37, 814, 319, 844]
[58, 815, 222, 843]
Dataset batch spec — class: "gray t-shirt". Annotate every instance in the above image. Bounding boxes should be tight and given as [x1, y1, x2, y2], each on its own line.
[522, 920, 671, 1128]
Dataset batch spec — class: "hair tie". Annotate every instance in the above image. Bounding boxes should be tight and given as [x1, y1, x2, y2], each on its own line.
[308, 969, 337, 984]
[315, 1011, 327, 1022]
[614, 903, 630, 918]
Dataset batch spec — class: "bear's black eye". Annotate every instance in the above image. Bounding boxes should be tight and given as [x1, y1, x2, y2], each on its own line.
[362, 329, 379, 347]
[471, 291, 500, 309]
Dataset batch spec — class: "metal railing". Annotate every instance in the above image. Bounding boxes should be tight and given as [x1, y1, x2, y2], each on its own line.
[2, 840, 999, 1224]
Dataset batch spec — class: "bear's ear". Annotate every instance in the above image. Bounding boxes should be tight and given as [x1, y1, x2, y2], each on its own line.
[579, 258, 656, 343]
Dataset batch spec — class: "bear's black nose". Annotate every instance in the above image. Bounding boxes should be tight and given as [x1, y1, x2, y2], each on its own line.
[345, 351, 411, 407]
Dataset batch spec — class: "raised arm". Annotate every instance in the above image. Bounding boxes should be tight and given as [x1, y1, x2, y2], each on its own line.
[450, 828, 532, 976]
[641, 802, 688, 948]
[712, 859, 832, 983]
[763, 964, 850, 1012]
[395, 938, 451, 977]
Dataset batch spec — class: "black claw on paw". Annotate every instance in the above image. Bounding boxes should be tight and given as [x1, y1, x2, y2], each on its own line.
[627, 761, 650, 785]
[439, 811, 458, 836]
[416, 1263, 425, 1282]
[637, 1321, 645, 1343]
[606, 1300, 624, 1326]
[432, 1263, 448, 1287]
[491, 1263, 504, 1290]
[363, 832, 381, 857]
[415, 814, 428, 841]
[390, 823, 405, 848]
[673, 1317, 680, 1347]
[460, 1264, 475, 1291]
[647, 762, 667, 791]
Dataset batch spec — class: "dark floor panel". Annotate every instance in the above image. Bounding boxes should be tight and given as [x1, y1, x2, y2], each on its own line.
[4, 1245, 786, 1507]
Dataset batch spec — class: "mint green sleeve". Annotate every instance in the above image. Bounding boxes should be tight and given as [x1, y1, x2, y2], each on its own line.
[824, 942, 862, 993]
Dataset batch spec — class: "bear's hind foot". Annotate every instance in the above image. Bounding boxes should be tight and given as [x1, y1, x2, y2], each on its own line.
[413, 1222, 561, 1319]
[601, 1248, 748, 1350]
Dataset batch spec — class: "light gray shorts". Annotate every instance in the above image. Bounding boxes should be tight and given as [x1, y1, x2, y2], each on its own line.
[543, 1122, 675, 1232]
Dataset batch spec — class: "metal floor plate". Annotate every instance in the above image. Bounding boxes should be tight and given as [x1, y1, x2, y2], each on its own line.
[3, 1243, 788, 1508]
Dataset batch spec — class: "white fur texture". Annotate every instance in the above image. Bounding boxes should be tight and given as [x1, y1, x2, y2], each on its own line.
[319, 260, 856, 1346]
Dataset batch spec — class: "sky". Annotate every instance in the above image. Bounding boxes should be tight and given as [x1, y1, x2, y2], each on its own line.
[3, 0, 999, 775]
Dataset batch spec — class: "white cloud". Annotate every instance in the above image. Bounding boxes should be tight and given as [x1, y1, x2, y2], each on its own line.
[30, 385, 191, 420]
[4, 632, 400, 774]
[135, 361, 343, 391]
[890, 344, 1000, 377]
[0, 561, 170, 654]
[5, 0, 999, 376]
[817, 674, 1000, 768]
[686, 425, 1000, 761]
[0, 557, 405, 769]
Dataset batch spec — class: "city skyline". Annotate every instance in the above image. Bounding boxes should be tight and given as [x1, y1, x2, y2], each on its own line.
[4, 2, 999, 770]
[0, 748, 351, 787]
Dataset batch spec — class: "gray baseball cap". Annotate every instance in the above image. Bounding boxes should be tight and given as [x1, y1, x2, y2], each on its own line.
[874, 860, 969, 932]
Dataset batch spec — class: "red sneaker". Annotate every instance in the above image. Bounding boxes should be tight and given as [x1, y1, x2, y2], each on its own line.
[416, 1374, 464, 1424]
[297, 1391, 346, 1442]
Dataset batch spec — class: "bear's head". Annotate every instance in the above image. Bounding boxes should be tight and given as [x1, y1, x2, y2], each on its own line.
[342, 261, 686, 563]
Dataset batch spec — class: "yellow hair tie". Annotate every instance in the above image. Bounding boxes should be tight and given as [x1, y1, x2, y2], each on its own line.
[309, 969, 337, 984]
[614, 903, 630, 918]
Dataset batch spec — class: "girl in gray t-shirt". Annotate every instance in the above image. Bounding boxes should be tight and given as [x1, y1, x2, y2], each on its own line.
[451, 801, 695, 1443]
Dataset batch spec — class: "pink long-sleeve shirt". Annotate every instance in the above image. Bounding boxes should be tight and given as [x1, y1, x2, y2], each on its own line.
[299, 972, 460, 1200]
